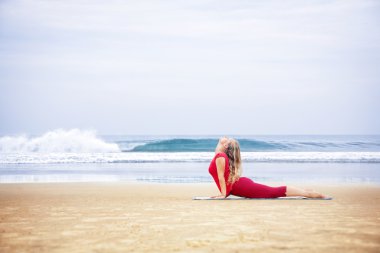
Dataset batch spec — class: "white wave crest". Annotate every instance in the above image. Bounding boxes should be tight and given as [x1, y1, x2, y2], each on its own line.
[0, 152, 379, 164]
[0, 129, 120, 153]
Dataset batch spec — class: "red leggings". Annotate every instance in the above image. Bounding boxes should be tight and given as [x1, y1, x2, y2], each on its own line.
[230, 177, 287, 198]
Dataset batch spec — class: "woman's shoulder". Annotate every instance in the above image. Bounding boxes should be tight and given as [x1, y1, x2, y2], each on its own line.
[214, 152, 229, 168]
[214, 152, 228, 159]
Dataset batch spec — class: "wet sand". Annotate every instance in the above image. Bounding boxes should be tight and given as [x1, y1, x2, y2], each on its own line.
[0, 182, 379, 252]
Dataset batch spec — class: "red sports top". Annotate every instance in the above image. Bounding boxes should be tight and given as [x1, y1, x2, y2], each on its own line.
[208, 152, 233, 197]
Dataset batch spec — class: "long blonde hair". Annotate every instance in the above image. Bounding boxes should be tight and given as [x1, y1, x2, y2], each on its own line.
[225, 138, 242, 184]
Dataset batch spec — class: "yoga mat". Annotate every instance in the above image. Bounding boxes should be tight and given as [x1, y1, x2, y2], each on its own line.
[192, 196, 333, 200]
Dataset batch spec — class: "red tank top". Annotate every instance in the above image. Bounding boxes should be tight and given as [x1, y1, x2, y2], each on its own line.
[208, 152, 233, 197]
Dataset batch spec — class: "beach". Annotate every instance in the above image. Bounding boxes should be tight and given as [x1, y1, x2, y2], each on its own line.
[2, 0, 379, 251]
[1, 182, 379, 252]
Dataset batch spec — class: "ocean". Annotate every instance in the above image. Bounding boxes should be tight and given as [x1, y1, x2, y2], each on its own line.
[1, 129, 380, 184]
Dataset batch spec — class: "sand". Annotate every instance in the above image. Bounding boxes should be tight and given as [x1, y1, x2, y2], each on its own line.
[0, 182, 379, 253]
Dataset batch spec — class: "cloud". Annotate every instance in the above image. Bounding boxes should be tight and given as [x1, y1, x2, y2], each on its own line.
[0, 0, 379, 134]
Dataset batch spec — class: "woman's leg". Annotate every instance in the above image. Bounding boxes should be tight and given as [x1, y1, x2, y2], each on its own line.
[231, 177, 327, 198]
[285, 186, 325, 198]
[231, 177, 287, 198]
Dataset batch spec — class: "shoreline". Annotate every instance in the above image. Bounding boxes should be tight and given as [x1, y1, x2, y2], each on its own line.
[1, 180, 380, 187]
[2, 161, 379, 185]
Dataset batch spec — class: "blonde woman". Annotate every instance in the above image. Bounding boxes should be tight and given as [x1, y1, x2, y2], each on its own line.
[209, 137, 326, 199]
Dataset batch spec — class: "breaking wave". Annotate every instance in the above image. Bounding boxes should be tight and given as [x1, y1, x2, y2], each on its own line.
[0, 129, 120, 153]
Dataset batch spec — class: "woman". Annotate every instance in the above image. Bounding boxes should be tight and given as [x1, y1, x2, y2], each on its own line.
[209, 136, 327, 199]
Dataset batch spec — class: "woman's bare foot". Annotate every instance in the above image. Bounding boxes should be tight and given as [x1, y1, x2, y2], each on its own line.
[307, 190, 326, 198]
[285, 186, 327, 198]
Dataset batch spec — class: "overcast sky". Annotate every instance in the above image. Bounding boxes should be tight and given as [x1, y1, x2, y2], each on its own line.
[1, 0, 379, 135]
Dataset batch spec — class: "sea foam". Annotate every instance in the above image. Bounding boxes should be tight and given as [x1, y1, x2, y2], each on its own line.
[0, 129, 120, 153]
[1, 151, 379, 164]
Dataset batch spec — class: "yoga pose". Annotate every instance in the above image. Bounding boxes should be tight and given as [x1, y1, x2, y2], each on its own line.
[209, 136, 327, 199]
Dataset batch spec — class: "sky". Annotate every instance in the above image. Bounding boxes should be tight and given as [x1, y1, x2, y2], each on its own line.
[0, 0, 379, 135]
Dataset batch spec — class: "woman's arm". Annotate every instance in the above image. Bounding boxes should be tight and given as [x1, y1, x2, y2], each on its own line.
[214, 157, 227, 198]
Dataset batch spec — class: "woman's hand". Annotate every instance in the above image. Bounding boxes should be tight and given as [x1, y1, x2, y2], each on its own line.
[210, 195, 226, 199]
